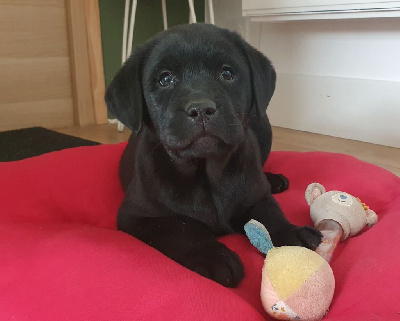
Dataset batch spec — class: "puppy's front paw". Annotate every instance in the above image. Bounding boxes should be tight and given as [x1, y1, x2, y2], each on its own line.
[182, 242, 244, 288]
[271, 225, 322, 251]
[265, 172, 289, 194]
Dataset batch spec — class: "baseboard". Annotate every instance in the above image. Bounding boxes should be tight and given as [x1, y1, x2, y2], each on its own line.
[268, 73, 400, 148]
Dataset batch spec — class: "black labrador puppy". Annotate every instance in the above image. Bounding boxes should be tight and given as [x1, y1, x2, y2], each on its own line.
[105, 24, 321, 287]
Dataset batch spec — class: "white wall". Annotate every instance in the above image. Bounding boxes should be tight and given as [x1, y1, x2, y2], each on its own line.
[213, 0, 400, 148]
[210, 0, 261, 47]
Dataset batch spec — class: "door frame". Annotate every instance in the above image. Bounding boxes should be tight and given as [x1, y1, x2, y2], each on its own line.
[66, 0, 108, 126]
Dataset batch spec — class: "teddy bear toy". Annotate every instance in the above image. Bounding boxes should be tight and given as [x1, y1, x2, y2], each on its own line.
[244, 183, 378, 321]
[306, 182, 378, 261]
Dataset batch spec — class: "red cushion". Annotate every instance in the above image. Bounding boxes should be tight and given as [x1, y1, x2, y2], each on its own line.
[1, 144, 399, 320]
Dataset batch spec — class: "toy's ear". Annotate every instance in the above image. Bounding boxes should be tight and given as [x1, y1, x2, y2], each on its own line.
[236, 36, 276, 118]
[366, 209, 378, 227]
[105, 45, 148, 135]
[244, 219, 274, 255]
[305, 183, 326, 205]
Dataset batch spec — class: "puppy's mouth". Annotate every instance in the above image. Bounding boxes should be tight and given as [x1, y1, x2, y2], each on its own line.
[165, 135, 231, 159]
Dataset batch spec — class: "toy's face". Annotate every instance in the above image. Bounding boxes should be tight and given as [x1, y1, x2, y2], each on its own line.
[331, 192, 353, 207]
[306, 183, 378, 240]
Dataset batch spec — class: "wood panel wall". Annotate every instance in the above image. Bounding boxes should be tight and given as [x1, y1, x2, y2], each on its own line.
[0, 0, 107, 132]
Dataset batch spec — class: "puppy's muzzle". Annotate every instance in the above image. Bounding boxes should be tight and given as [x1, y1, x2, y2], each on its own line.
[185, 100, 217, 127]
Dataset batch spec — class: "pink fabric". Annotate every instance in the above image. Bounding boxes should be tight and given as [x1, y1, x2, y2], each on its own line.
[1, 144, 399, 320]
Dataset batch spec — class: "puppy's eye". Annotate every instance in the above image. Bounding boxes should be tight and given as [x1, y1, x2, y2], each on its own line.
[159, 72, 174, 87]
[220, 67, 235, 81]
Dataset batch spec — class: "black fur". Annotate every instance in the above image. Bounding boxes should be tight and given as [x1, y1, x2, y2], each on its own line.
[105, 24, 321, 288]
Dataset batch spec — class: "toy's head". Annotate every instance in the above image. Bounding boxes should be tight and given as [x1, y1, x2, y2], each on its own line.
[305, 183, 378, 240]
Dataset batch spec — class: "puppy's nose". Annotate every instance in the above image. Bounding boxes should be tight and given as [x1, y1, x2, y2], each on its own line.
[186, 100, 217, 120]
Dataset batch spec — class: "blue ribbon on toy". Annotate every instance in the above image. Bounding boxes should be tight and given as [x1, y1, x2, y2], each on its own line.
[244, 219, 274, 255]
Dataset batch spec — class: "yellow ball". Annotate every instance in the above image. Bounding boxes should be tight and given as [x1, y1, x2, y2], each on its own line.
[261, 246, 335, 321]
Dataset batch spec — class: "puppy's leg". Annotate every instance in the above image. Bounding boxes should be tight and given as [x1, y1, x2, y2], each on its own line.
[249, 197, 322, 250]
[118, 213, 244, 288]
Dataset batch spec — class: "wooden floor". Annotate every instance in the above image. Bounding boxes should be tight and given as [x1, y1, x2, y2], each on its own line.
[56, 123, 400, 177]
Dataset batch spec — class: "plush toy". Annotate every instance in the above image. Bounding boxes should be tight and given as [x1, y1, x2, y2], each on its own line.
[245, 220, 335, 320]
[305, 183, 378, 261]
[244, 183, 378, 321]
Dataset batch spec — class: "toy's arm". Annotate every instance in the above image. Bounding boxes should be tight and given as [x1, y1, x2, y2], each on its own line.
[315, 220, 343, 262]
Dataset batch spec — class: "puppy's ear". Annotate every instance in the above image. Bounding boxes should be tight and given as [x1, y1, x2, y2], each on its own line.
[242, 42, 276, 117]
[105, 46, 147, 135]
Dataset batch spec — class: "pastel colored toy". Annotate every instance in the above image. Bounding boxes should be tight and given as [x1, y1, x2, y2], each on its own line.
[305, 183, 378, 261]
[244, 183, 378, 320]
[245, 220, 335, 320]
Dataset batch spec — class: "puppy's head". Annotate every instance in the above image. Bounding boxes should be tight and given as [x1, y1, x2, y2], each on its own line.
[106, 24, 275, 159]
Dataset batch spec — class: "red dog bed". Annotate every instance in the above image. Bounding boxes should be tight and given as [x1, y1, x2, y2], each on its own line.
[1, 143, 399, 320]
